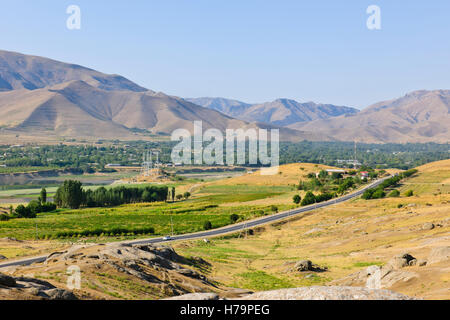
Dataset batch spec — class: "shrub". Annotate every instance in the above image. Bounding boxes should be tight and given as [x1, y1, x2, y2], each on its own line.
[405, 190, 414, 197]
[388, 190, 400, 197]
[15, 204, 35, 218]
[293, 195, 301, 204]
[27, 200, 42, 215]
[41, 202, 57, 212]
[230, 214, 240, 223]
[371, 188, 386, 199]
[203, 221, 212, 230]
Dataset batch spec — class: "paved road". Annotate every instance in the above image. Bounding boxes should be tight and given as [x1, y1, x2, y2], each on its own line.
[0, 177, 389, 269]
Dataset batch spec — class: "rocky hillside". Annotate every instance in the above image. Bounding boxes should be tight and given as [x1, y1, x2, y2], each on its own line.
[172, 159, 450, 300]
[0, 243, 222, 300]
[0, 242, 418, 300]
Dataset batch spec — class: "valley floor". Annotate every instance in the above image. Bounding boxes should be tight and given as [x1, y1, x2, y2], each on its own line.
[1, 161, 449, 299]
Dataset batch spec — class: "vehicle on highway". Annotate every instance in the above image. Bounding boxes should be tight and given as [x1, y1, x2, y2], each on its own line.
[162, 236, 173, 241]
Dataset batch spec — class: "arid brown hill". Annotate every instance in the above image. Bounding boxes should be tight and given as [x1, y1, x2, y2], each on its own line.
[290, 90, 450, 143]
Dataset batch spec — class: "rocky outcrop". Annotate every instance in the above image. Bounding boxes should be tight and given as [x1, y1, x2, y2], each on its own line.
[164, 286, 415, 300]
[164, 293, 220, 300]
[427, 247, 450, 265]
[387, 253, 417, 269]
[332, 255, 420, 290]
[240, 287, 415, 300]
[293, 260, 328, 272]
[0, 272, 76, 300]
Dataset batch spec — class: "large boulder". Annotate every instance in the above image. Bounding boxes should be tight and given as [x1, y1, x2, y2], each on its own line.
[295, 260, 313, 272]
[387, 253, 416, 269]
[422, 223, 435, 231]
[0, 273, 16, 287]
[294, 260, 328, 272]
[44, 288, 77, 300]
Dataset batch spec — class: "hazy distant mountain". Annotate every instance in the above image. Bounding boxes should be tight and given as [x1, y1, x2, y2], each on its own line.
[290, 90, 450, 143]
[185, 97, 251, 115]
[0, 50, 147, 92]
[188, 97, 359, 127]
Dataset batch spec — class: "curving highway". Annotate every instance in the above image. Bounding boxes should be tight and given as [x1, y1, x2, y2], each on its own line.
[0, 176, 389, 269]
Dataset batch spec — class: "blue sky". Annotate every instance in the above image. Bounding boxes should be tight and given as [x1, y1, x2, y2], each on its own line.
[1, 0, 449, 108]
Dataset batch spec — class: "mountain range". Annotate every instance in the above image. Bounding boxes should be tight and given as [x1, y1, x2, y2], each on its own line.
[187, 97, 359, 127]
[290, 90, 450, 143]
[0, 49, 449, 144]
[0, 50, 325, 142]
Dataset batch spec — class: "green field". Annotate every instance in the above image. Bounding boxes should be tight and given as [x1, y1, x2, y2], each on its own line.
[0, 185, 296, 240]
[0, 166, 59, 174]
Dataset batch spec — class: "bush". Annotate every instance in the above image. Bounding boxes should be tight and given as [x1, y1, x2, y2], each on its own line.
[230, 214, 240, 223]
[293, 195, 301, 204]
[27, 200, 42, 215]
[405, 190, 414, 197]
[203, 221, 212, 230]
[15, 204, 35, 218]
[371, 188, 386, 199]
[41, 202, 57, 212]
[388, 190, 400, 197]
[270, 205, 278, 213]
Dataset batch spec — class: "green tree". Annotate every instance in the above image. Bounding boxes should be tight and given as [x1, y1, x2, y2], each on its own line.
[142, 190, 151, 202]
[40, 187, 47, 204]
[183, 192, 191, 199]
[171, 187, 175, 202]
[371, 188, 386, 199]
[230, 214, 239, 223]
[318, 170, 328, 180]
[405, 190, 414, 197]
[293, 194, 301, 204]
[27, 200, 42, 215]
[55, 180, 83, 209]
[301, 191, 316, 206]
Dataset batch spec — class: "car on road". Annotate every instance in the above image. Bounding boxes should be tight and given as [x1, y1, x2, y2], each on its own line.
[162, 236, 173, 241]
